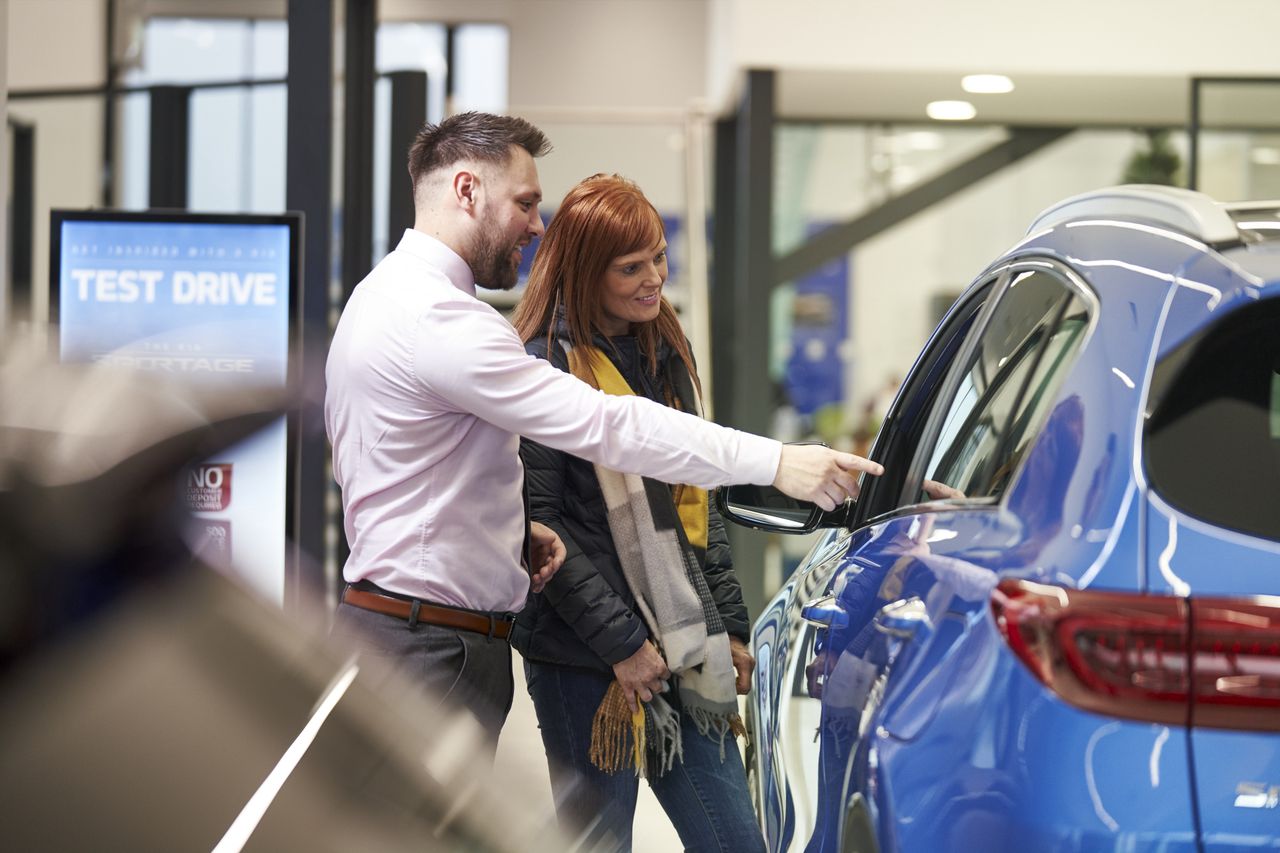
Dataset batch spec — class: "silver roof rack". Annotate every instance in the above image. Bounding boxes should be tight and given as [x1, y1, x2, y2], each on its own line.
[1027, 184, 1240, 245]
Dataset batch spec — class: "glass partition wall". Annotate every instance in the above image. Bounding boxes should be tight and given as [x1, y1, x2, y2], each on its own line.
[770, 124, 1199, 451]
[1191, 77, 1280, 201]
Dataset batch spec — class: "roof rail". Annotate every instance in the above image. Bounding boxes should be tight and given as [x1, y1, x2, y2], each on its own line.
[1026, 184, 1240, 245]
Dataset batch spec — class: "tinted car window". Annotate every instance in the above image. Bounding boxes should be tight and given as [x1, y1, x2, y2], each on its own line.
[1146, 298, 1280, 542]
[853, 285, 991, 523]
[921, 269, 1088, 502]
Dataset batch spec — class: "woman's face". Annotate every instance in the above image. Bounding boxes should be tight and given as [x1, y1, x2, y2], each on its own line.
[598, 239, 668, 336]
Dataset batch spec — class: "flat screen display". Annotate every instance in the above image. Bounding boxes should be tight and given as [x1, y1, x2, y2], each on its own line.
[50, 210, 301, 605]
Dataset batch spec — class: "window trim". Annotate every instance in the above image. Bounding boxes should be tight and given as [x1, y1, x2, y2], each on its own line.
[847, 272, 1005, 530]
[925, 302, 1070, 491]
[890, 258, 1099, 518]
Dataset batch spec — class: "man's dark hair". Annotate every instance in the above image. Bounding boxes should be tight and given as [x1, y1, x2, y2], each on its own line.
[407, 111, 551, 189]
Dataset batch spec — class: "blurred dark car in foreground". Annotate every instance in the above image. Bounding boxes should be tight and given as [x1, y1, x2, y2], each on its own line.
[0, 352, 570, 852]
[720, 186, 1280, 852]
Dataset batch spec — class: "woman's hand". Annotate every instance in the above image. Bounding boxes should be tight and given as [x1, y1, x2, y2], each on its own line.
[922, 479, 965, 501]
[612, 640, 671, 712]
[729, 636, 755, 694]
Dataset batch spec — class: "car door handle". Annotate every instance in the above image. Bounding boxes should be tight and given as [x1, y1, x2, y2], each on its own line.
[801, 595, 849, 629]
[873, 597, 933, 640]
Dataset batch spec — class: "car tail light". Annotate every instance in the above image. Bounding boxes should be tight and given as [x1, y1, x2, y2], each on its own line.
[991, 579, 1280, 731]
[1190, 599, 1280, 730]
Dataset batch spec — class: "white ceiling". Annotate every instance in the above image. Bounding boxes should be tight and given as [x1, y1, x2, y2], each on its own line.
[777, 69, 1280, 129]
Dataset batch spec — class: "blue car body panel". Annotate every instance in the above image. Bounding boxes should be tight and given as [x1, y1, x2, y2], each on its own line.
[748, 201, 1280, 853]
[1194, 726, 1280, 851]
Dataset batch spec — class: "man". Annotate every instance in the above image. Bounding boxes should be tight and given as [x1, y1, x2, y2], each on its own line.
[325, 112, 881, 742]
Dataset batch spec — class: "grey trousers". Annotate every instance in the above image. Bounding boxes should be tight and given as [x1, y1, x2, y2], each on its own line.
[331, 601, 515, 746]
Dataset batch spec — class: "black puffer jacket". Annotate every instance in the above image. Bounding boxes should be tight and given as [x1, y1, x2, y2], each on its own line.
[510, 332, 750, 674]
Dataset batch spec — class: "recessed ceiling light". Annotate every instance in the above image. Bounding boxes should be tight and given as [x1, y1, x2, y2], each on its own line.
[1251, 147, 1280, 166]
[927, 100, 976, 121]
[962, 74, 1015, 94]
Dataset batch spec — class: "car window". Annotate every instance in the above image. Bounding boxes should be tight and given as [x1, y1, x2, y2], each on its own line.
[1145, 297, 1280, 542]
[851, 284, 992, 524]
[917, 268, 1089, 503]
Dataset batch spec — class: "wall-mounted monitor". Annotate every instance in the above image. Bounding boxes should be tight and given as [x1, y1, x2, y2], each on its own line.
[49, 209, 302, 605]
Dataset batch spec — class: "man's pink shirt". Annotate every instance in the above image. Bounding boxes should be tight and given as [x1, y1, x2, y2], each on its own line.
[325, 229, 781, 612]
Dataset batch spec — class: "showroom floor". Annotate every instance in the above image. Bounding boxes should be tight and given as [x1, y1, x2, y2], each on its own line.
[496, 661, 683, 852]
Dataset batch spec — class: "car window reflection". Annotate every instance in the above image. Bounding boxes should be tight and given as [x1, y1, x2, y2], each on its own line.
[915, 271, 1090, 506]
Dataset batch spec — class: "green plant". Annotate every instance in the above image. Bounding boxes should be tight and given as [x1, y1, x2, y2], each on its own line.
[1122, 129, 1183, 186]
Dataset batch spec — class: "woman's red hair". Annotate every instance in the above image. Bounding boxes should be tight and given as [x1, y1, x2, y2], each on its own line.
[512, 174, 700, 399]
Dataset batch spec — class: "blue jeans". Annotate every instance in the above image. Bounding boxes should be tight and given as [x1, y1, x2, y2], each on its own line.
[525, 660, 766, 853]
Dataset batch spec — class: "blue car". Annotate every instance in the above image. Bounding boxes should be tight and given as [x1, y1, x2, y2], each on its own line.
[718, 185, 1280, 853]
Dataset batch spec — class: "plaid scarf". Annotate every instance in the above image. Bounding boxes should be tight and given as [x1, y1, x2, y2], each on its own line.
[562, 343, 744, 777]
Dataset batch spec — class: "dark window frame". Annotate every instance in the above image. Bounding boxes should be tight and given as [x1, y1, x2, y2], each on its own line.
[849, 273, 1001, 528]
[853, 259, 1096, 530]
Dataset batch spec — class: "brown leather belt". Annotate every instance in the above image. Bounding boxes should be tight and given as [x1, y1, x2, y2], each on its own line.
[342, 586, 513, 640]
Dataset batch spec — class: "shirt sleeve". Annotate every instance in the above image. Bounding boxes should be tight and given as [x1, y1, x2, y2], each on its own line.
[413, 298, 781, 489]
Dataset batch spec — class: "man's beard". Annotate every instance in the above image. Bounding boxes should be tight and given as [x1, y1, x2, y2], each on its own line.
[471, 221, 521, 291]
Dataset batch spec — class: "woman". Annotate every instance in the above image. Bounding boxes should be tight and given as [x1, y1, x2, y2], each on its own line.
[510, 174, 766, 853]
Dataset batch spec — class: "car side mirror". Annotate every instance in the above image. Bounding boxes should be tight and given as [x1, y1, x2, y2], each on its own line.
[713, 483, 852, 534]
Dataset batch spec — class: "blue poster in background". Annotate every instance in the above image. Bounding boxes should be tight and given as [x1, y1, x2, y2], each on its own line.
[58, 221, 290, 382]
[784, 241, 849, 417]
[55, 215, 295, 605]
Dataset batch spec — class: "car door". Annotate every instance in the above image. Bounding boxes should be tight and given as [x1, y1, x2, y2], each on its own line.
[751, 525, 856, 850]
[797, 261, 1094, 853]
[747, 274, 998, 853]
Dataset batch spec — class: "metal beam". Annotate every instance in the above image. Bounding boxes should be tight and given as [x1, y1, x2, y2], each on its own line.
[1189, 78, 1202, 190]
[147, 85, 190, 209]
[9, 121, 33, 320]
[444, 24, 457, 116]
[730, 69, 776, 437]
[341, 0, 375, 303]
[774, 126, 1074, 285]
[101, 0, 117, 207]
[286, 0, 334, 610]
[710, 116, 737, 428]
[387, 71, 427, 244]
[727, 69, 777, 620]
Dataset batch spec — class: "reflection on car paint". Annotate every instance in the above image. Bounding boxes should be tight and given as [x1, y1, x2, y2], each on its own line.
[731, 188, 1280, 853]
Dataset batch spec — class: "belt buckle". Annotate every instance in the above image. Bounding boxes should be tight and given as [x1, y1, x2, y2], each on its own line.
[488, 611, 514, 642]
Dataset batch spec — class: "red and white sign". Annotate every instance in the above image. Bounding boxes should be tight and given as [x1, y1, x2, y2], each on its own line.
[186, 463, 233, 512]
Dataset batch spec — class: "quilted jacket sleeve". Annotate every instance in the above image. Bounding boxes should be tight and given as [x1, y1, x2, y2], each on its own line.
[702, 495, 751, 641]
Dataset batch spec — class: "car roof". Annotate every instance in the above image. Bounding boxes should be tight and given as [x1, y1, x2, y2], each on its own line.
[1027, 186, 1280, 251]
[1026, 184, 1280, 298]
[1028, 185, 1246, 245]
[1219, 237, 1280, 292]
